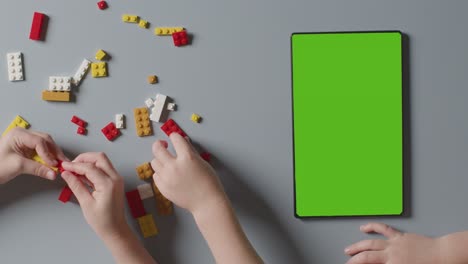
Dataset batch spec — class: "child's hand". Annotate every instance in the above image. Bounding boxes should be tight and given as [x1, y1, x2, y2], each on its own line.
[151, 133, 226, 215]
[345, 222, 441, 264]
[0, 128, 68, 184]
[60, 153, 127, 240]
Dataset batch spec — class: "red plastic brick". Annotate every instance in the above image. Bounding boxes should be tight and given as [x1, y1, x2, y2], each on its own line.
[29, 12, 46, 41]
[161, 119, 187, 137]
[200, 152, 211, 162]
[172, 31, 188, 47]
[125, 190, 146, 218]
[71, 115, 87, 127]
[101, 122, 121, 141]
[97, 1, 108, 10]
[77, 127, 87, 135]
[58, 186, 73, 203]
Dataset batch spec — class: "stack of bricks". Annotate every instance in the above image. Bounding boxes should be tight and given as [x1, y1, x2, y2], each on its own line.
[126, 189, 159, 238]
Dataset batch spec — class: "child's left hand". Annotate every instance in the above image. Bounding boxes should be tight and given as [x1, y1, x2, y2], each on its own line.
[0, 128, 68, 184]
[345, 222, 441, 264]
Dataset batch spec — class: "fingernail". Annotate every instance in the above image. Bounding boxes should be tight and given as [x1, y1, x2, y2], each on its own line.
[344, 247, 350, 253]
[161, 141, 168, 148]
[46, 170, 56, 180]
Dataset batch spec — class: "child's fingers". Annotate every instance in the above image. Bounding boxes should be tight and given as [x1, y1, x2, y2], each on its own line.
[61, 171, 93, 205]
[61, 161, 110, 188]
[344, 239, 387, 256]
[360, 223, 401, 239]
[151, 159, 164, 172]
[21, 158, 57, 180]
[14, 130, 57, 166]
[72, 152, 119, 180]
[346, 251, 386, 264]
[152, 140, 174, 163]
[31, 131, 70, 161]
[170, 133, 193, 158]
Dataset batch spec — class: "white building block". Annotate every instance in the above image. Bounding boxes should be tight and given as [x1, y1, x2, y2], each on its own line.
[115, 114, 125, 129]
[137, 183, 154, 200]
[145, 98, 154, 108]
[72, 59, 91, 86]
[6, 52, 24, 81]
[167, 103, 176, 111]
[149, 94, 168, 123]
[49, 76, 72, 91]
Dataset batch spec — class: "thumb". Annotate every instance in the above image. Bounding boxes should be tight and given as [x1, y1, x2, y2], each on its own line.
[21, 159, 57, 180]
[61, 171, 93, 205]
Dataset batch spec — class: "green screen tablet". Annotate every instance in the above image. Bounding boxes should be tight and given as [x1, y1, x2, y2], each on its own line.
[291, 31, 403, 217]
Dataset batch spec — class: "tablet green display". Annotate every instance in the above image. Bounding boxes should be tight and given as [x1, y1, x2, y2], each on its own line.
[291, 31, 403, 217]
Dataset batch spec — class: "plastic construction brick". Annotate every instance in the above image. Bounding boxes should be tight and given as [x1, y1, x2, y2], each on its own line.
[6, 52, 24, 81]
[153, 182, 173, 215]
[137, 214, 159, 238]
[147, 75, 158, 84]
[145, 98, 154, 108]
[125, 190, 146, 219]
[97, 1, 108, 10]
[139, 20, 149, 29]
[29, 12, 47, 41]
[200, 152, 212, 163]
[172, 31, 189, 47]
[71, 116, 87, 127]
[133, 108, 153, 137]
[2, 115, 30, 136]
[149, 94, 168, 123]
[42, 91, 71, 102]
[58, 186, 73, 203]
[101, 122, 120, 141]
[154, 27, 184, 36]
[167, 103, 176, 111]
[115, 114, 125, 129]
[72, 59, 91, 86]
[49, 76, 72, 91]
[137, 183, 154, 200]
[161, 119, 187, 137]
[135, 162, 154, 180]
[95, 49, 108, 61]
[77, 127, 87, 135]
[191, 113, 202, 123]
[91, 62, 108, 78]
[122, 14, 139, 23]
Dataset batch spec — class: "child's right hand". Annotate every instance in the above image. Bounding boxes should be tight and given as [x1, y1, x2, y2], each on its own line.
[151, 133, 226, 216]
[60, 153, 127, 241]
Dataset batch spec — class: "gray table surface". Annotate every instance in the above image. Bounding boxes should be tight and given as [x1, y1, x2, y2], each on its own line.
[1, 0, 468, 263]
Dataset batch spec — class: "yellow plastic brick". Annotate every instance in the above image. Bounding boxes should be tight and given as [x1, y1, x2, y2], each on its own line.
[191, 113, 201, 123]
[122, 14, 139, 23]
[154, 27, 184, 36]
[2, 115, 30, 136]
[136, 162, 154, 180]
[95, 49, 107, 61]
[137, 214, 158, 238]
[139, 20, 149, 29]
[91, 62, 108, 78]
[153, 182, 173, 215]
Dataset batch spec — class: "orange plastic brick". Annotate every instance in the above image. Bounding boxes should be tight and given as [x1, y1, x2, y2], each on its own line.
[136, 162, 154, 180]
[42, 90, 71, 102]
[133, 108, 153, 137]
[152, 182, 173, 215]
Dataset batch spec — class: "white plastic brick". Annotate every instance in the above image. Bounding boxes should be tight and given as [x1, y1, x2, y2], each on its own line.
[149, 94, 168, 123]
[137, 183, 154, 200]
[72, 59, 91, 86]
[6, 52, 24, 81]
[145, 98, 154, 108]
[115, 114, 125, 129]
[167, 103, 176, 111]
[48, 76, 72, 91]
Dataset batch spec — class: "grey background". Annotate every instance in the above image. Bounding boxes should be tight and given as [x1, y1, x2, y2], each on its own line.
[0, 0, 467, 263]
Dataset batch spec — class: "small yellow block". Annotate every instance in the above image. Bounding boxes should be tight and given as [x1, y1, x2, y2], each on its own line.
[122, 14, 139, 23]
[137, 214, 158, 238]
[91, 62, 108, 78]
[147, 75, 158, 84]
[154, 27, 184, 36]
[136, 162, 154, 180]
[42, 91, 71, 102]
[139, 20, 149, 29]
[2, 115, 30, 136]
[32, 154, 58, 172]
[95, 49, 107, 61]
[191, 113, 201, 123]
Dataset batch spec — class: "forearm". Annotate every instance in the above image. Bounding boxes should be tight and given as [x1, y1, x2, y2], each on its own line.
[193, 196, 263, 264]
[438, 231, 468, 264]
[101, 225, 157, 264]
